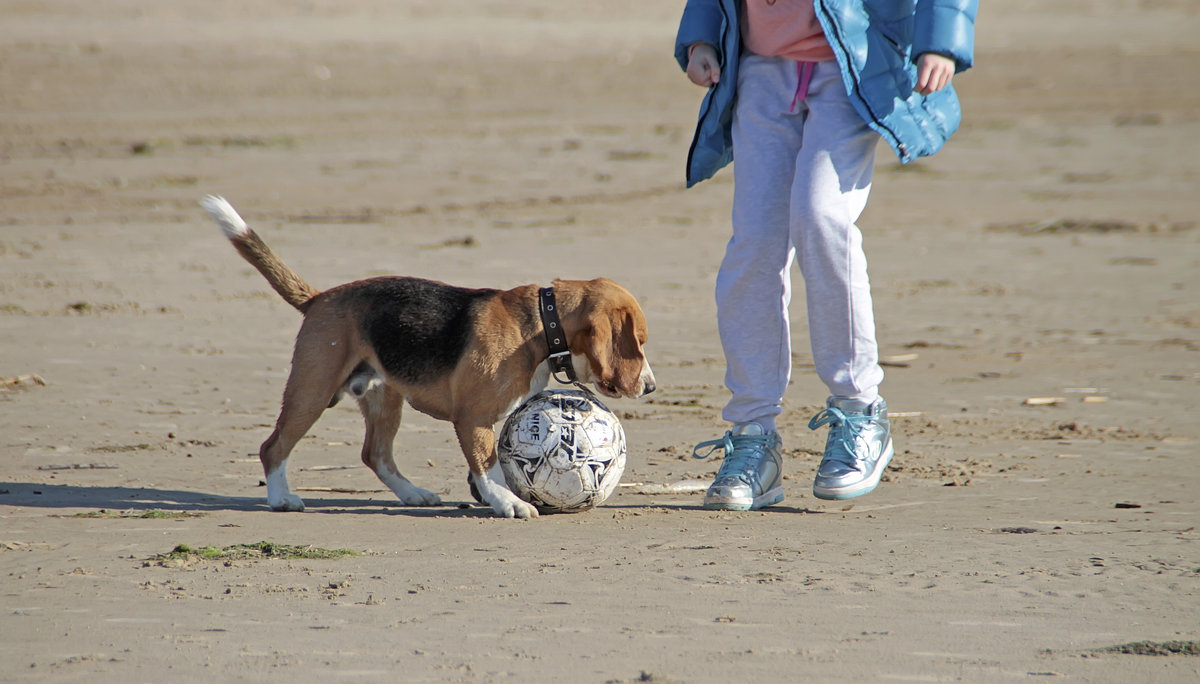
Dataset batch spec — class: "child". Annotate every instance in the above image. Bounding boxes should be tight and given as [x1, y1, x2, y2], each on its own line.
[676, 0, 977, 509]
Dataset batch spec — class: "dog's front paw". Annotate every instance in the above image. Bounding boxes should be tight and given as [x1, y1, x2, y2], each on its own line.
[494, 495, 539, 519]
[473, 466, 538, 519]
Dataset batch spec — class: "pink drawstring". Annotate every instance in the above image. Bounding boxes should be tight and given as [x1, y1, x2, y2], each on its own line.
[790, 61, 816, 112]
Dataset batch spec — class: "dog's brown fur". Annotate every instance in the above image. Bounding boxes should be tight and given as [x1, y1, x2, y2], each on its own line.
[201, 196, 655, 518]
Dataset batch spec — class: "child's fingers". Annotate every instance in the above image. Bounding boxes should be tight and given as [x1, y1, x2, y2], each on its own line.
[687, 57, 720, 87]
[701, 54, 721, 86]
[915, 53, 955, 95]
[686, 45, 721, 87]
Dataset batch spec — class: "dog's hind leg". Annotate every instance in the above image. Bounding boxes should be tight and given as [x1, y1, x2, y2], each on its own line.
[259, 396, 325, 512]
[258, 334, 351, 512]
[358, 383, 442, 506]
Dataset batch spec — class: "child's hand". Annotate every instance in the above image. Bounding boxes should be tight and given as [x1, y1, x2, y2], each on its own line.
[915, 53, 955, 95]
[686, 43, 721, 87]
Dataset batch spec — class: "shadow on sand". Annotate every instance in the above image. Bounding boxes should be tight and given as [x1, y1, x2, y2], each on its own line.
[0, 482, 503, 518]
[1, 483, 829, 518]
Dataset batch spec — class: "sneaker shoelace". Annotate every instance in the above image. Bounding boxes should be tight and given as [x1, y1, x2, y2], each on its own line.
[692, 432, 775, 479]
[808, 407, 873, 466]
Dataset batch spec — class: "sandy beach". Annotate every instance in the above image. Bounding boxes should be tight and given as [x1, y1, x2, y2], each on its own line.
[2, 1, 1198, 681]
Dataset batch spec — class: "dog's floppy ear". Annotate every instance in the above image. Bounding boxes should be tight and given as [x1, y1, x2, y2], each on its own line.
[574, 314, 614, 384]
[561, 277, 652, 397]
[576, 305, 648, 396]
[608, 309, 649, 395]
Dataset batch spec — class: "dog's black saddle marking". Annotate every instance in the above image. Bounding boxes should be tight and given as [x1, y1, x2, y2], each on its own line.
[356, 278, 497, 385]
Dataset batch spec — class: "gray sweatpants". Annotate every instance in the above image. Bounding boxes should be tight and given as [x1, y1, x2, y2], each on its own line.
[718, 55, 883, 431]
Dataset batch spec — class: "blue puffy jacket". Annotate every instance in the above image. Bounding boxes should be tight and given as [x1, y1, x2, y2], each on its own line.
[675, 0, 978, 187]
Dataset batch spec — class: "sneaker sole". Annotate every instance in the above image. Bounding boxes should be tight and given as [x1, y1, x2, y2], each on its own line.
[812, 439, 894, 501]
[703, 485, 784, 511]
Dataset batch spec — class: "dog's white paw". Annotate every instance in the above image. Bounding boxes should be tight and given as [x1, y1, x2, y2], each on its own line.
[379, 470, 442, 507]
[266, 470, 304, 511]
[494, 494, 539, 519]
[474, 465, 539, 519]
[399, 487, 441, 507]
[269, 493, 306, 512]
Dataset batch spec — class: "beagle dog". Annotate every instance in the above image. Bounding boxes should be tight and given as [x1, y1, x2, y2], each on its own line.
[200, 196, 655, 518]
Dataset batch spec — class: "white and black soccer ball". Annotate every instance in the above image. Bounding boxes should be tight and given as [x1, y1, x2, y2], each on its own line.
[497, 389, 626, 513]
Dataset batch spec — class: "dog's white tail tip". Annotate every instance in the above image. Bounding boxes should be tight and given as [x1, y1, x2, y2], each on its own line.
[199, 195, 249, 238]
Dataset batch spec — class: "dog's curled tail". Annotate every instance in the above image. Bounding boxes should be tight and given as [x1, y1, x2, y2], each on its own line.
[200, 195, 320, 311]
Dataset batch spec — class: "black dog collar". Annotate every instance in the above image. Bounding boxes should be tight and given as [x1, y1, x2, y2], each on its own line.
[538, 287, 577, 384]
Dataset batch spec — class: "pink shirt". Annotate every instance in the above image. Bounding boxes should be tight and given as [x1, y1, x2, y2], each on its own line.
[741, 0, 835, 62]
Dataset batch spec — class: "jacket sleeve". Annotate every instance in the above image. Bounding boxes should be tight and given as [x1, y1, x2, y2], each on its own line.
[675, 0, 727, 71]
[913, 0, 977, 72]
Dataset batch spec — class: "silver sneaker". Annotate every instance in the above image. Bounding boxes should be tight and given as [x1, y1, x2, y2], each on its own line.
[692, 423, 784, 510]
[809, 397, 893, 500]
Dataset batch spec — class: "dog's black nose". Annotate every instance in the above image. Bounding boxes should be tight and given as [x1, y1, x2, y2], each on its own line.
[642, 381, 655, 396]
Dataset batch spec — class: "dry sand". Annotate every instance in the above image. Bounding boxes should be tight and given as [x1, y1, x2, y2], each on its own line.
[2, 1, 1198, 681]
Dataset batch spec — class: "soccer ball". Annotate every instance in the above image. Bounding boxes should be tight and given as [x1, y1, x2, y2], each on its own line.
[497, 389, 626, 513]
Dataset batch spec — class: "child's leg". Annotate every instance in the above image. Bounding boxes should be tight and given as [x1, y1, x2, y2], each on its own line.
[791, 62, 894, 501]
[695, 55, 800, 512]
[789, 61, 883, 406]
[717, 55, 806, 431]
